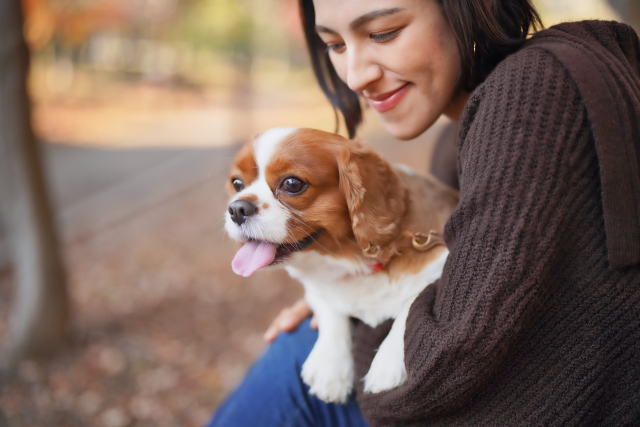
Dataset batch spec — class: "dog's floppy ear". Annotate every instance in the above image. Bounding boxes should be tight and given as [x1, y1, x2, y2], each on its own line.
[336, 146, 407, 262]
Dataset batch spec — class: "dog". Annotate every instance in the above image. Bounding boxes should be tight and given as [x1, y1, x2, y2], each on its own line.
[225, 127, 458, 403]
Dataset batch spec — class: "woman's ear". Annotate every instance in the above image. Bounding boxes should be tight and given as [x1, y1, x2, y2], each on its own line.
[336, 147, 407, 262]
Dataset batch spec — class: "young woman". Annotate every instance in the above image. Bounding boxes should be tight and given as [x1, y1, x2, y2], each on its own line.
[209, 0, 640, 425]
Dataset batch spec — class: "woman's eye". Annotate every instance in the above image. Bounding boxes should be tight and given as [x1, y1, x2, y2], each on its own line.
[232, 178, 245, 192]
[370, 29, 400, 43]
[324, 42, 345, 53]
[281, 177, 304, 194]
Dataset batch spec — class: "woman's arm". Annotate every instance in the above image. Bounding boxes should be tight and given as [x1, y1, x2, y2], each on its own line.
[354, 48, 593, 424]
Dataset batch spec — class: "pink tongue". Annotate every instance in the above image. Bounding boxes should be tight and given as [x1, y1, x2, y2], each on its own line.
[232, 241, 278, 277]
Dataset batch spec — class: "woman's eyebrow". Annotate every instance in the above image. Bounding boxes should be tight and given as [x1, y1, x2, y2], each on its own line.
[349, 8, 404, 31]
[315, 25, 339, 35]
[315, 7, 404, 35]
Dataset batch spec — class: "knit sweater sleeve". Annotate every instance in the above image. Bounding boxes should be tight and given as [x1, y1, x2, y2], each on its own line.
[354, 48, 593, 424]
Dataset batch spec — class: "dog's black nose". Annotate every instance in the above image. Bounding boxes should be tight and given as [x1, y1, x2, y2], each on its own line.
[228, 200, 257, 225]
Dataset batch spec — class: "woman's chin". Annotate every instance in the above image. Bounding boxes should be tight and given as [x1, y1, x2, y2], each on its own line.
[378, 112, 438, 141]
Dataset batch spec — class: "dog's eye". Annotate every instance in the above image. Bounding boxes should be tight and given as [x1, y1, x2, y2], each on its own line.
[281, 177, 304, 194]
[232, 178, 245, 192]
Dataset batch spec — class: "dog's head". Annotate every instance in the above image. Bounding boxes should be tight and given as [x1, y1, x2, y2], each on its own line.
[225, 127, 408, 277]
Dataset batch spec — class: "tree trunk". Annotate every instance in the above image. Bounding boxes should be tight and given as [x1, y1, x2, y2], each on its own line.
[0, 0, 69, 370]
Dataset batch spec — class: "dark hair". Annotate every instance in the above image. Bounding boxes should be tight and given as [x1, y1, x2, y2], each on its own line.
[298, 0, 542, 138]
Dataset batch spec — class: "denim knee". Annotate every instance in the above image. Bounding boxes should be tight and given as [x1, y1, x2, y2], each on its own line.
[208, 319, 368, 427]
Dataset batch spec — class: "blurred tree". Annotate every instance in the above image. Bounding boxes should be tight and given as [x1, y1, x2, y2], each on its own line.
[181, 0, 254, 55]
[0, 0, 69, 370]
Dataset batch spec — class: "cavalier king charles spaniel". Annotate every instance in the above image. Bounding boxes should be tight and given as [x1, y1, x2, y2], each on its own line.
[225, 127, 458, 403]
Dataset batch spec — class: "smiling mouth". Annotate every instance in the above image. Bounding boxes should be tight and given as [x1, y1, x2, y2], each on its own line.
[367, 83, 411, 112]
[271, 229, 322, 265]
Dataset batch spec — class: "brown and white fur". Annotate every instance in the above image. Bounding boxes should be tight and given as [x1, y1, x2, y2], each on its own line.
[225, 128, 458, 403]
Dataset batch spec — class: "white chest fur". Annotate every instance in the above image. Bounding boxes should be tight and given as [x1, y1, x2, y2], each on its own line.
[286, 249, 448, 402]
[285, 250, 448, 328]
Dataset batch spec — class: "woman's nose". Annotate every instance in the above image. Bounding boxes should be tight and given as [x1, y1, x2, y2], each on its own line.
[346, 47, 382, 93]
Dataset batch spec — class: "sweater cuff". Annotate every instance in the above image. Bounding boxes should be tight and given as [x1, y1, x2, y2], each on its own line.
[404, 279, 441, 369]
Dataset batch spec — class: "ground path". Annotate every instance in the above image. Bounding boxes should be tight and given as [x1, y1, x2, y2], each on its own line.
[0, 115, 445, 426]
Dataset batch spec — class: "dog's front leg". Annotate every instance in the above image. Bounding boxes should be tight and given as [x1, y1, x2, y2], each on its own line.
[301, 295, 354, 403]
[363, 302, 411, 393]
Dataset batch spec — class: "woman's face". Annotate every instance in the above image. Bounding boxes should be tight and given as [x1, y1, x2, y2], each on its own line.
[313, 0, 468, 140]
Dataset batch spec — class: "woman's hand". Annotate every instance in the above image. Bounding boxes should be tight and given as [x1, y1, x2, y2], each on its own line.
[264, 298, 317, 342]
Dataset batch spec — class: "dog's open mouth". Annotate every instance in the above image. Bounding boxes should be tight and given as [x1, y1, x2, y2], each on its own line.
[232, 230, 322, 277]
[273, 229, 322, 264]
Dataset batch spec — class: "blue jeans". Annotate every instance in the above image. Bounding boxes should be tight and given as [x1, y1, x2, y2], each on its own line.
[207, 319, 369, 427]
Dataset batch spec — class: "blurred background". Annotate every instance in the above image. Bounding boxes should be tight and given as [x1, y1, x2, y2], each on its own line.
[0, 0, 637, 426]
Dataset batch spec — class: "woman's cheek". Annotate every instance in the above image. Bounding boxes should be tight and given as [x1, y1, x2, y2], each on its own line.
[328, 53, 348, 83]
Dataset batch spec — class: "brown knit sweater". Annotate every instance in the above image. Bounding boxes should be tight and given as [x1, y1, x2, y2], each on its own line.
[353, 21, 640, 426]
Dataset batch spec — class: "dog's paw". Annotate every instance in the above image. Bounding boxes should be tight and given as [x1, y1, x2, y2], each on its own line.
[301, 345, 354, 403]
[363, 343, 408, 393]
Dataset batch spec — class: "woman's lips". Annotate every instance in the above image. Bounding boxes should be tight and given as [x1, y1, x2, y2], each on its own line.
[367, 83, 411, 112]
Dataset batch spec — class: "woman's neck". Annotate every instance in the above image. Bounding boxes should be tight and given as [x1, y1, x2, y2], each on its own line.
[444, 90, 471, 122]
